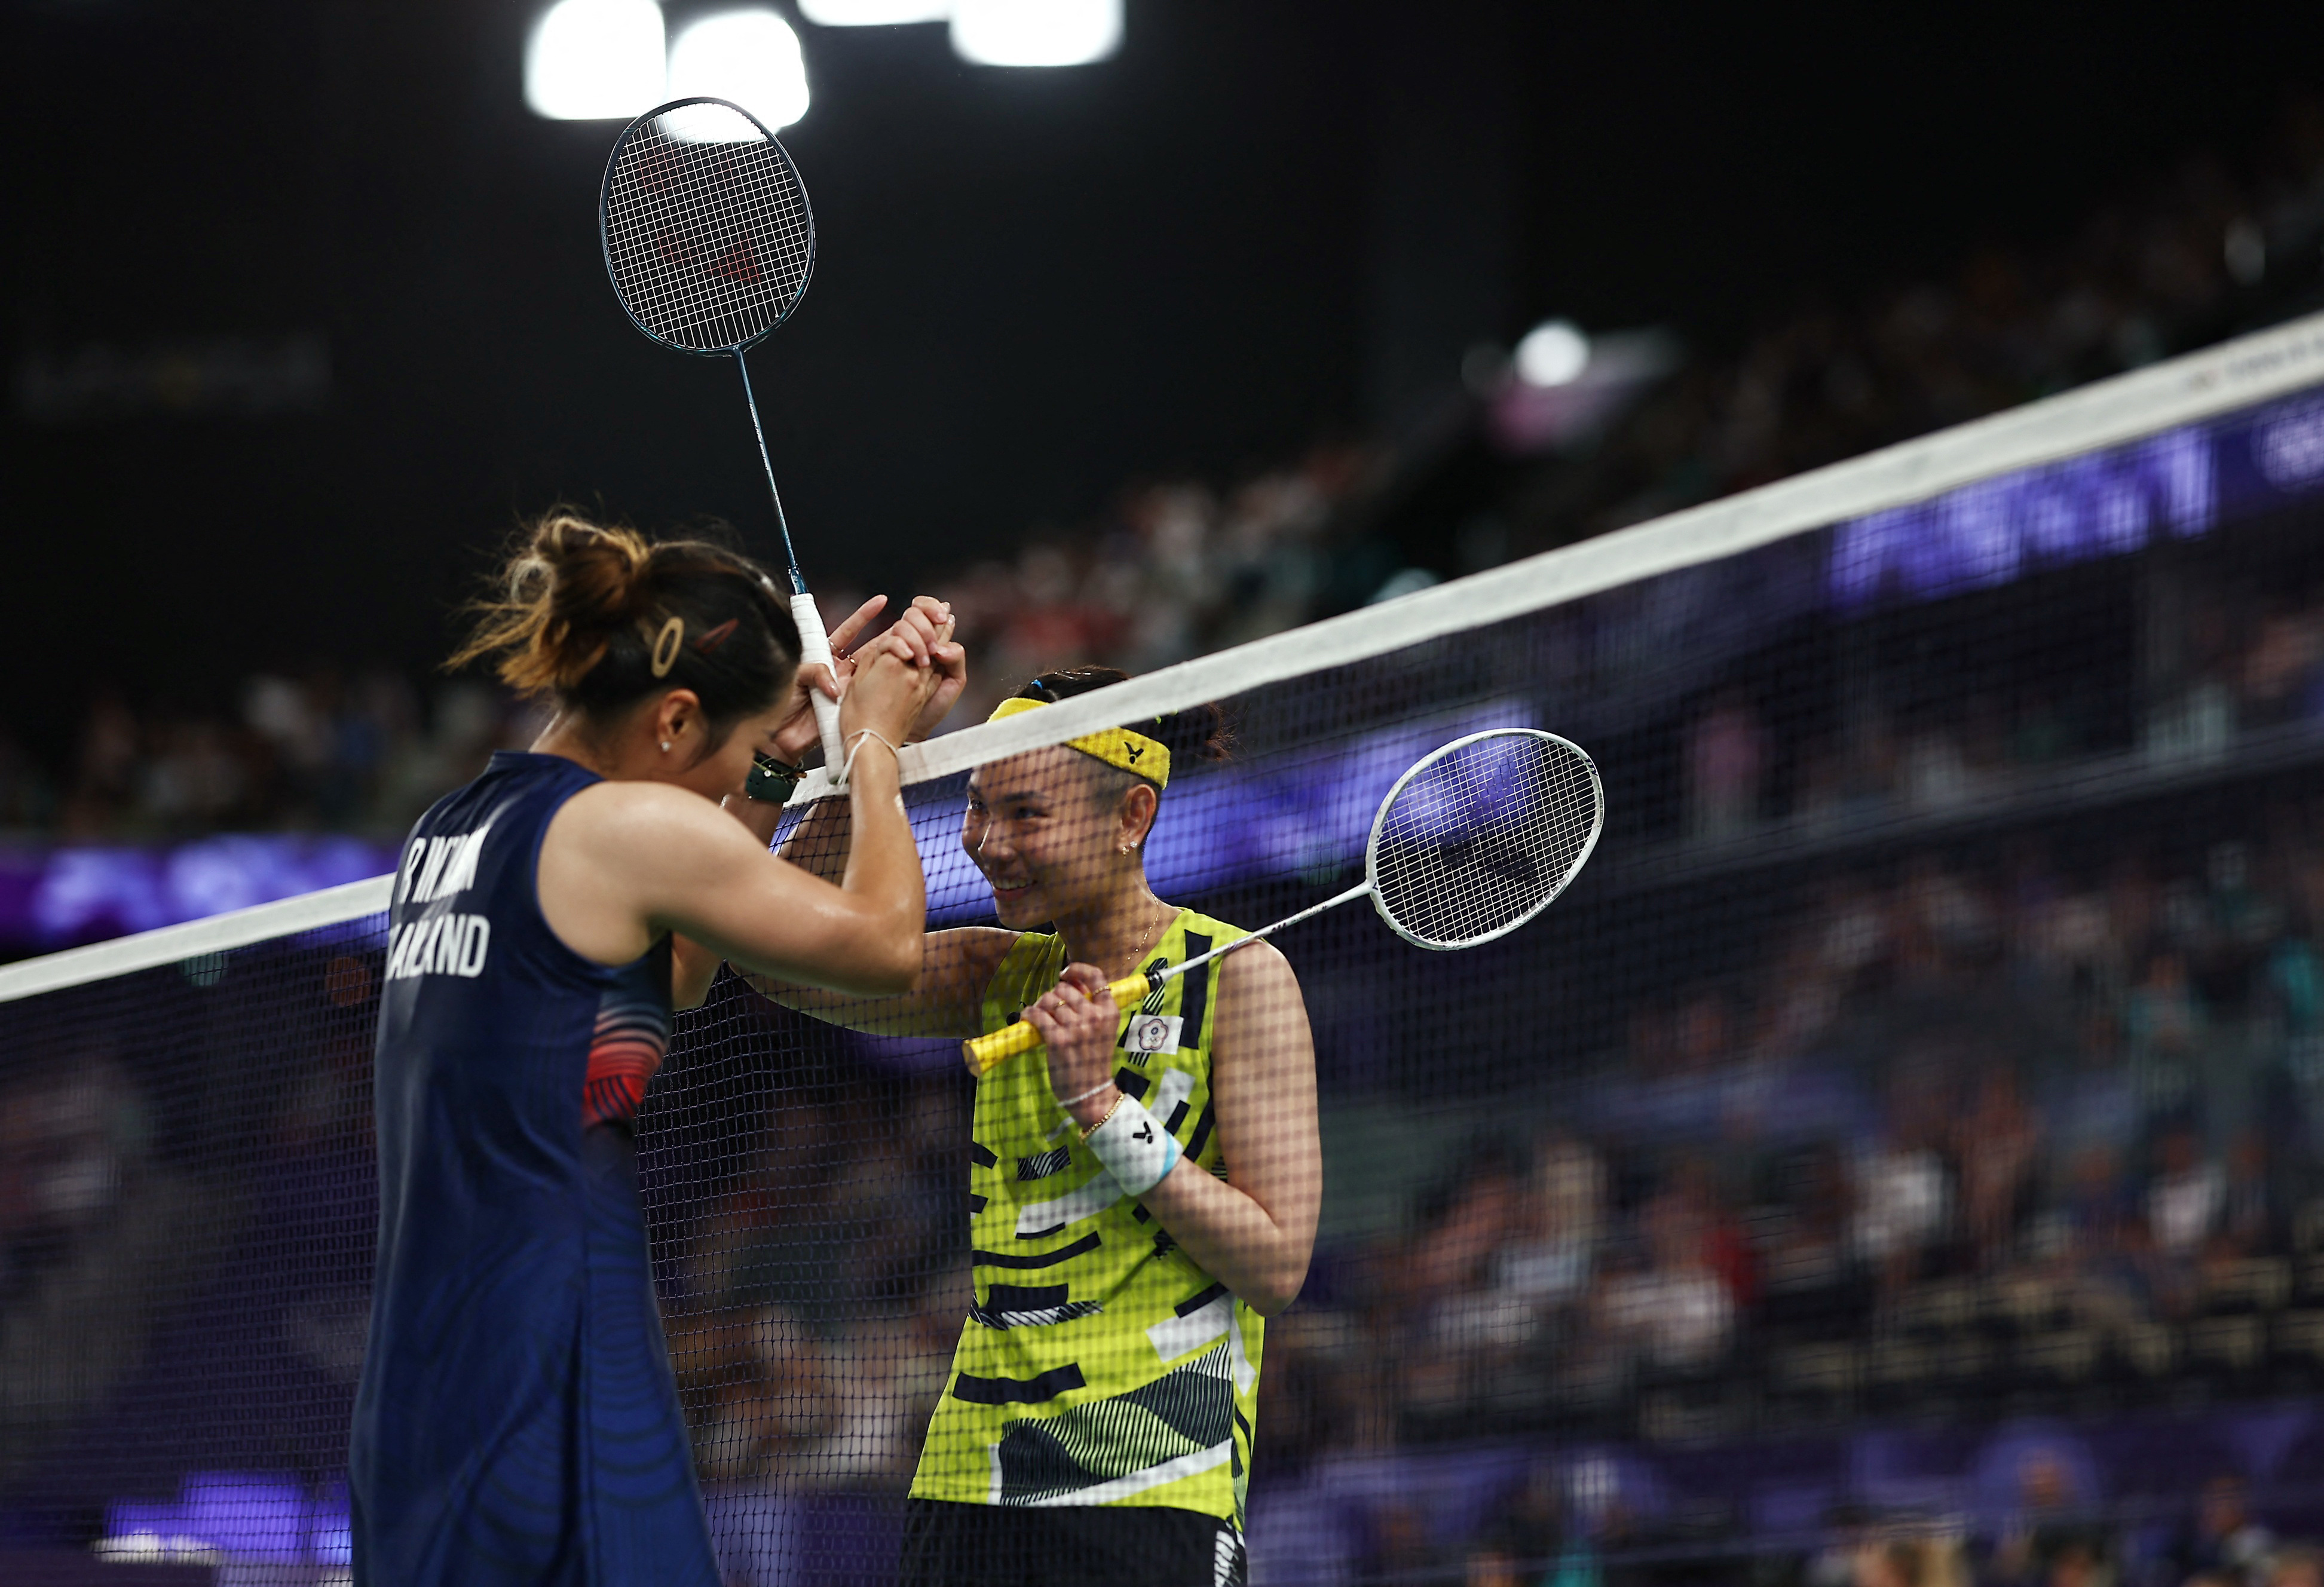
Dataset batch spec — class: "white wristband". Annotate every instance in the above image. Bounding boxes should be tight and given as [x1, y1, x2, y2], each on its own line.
[1083, 1095, 1181, 1197]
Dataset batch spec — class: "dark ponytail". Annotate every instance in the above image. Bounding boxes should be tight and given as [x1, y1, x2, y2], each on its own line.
[450, 513, 801, 738]
[1016, 666, 1232, 787]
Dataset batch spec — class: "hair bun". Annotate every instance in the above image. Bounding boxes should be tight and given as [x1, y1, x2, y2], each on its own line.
[1017, 666, 1233, 770]
[505, 516, 658, 692]
[451, 511, 799, 721]
[1150, 701, 1232, 766]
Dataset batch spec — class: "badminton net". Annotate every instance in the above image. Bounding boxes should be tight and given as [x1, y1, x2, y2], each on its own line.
[1, 311, 2323, 1582]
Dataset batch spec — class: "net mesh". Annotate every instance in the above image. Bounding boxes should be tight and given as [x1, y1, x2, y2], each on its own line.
[8, 341, 2324, 1583]
[602, 101, 815, 354]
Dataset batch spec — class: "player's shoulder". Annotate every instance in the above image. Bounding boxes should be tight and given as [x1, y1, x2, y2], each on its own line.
[562, 776, 719, 817]
[552, 777, 731, 855]
[1216, 934, 1297, 992]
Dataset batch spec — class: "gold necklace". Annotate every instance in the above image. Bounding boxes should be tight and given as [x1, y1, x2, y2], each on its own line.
[1118, 901, 1173, 984]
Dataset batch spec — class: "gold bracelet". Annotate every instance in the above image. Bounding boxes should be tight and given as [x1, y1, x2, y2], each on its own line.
[1078, 1090, 1126, 1142]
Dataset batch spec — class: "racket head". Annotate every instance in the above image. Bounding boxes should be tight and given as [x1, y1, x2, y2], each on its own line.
[599, 96, 817, 357]
[1362, 727, 1604, 951]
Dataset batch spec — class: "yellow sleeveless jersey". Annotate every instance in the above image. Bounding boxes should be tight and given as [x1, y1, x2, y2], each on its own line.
[910, 908, 1264, 1526]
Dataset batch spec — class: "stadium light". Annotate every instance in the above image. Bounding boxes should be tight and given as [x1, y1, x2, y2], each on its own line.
[525, 0, 668, 121]
[668, 10, 810, 129]
[798, 0, 953, 22]
[950, 0, 1121, 66]
[1514, 320, 1590, 388]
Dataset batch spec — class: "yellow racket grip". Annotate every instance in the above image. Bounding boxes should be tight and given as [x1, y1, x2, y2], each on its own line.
[962, 972, 1152, 1076]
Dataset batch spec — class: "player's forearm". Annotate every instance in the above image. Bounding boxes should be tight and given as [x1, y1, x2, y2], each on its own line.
[771, 792, 852, 882]
[738, 970, 935, 1034]
[672, 935, 721, 1009]
[831, 750, 924, 986]
[741, 927, 996, 1035]
[1141, 1167, 1316, 1316]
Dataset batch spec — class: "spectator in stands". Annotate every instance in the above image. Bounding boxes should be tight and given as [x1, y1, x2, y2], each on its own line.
[1989, 1450, 2117, 1587]
[2163, 1474, 2276, 1587]
[2151, 1125, 2227, 1261]
[1957, 1066, 2041, 1267]
[1489, 1130, 1606, 1312]
[1685, 690, 1767, 840]
[2269, 1548, 2324, 1587]
[1596, 1180, 1735, 1370]
[1851, 1074, 1952, 1294]
[0, 1055, 223, 1480]
[1853, 1531, 1970, 1587]
[1463, 1460, 1569, 1587]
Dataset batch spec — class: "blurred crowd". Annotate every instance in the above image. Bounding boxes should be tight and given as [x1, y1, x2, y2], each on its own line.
[555, 781, 2324, 1586]
[1685, 580, 2324, 847]
[0, 675, 546, 840]
[899, 447, 1377, 730]
[8, 83, 2324, 1587]
[0, 1055, 224, 1488]
[8, 102, 2319, 844]
[1256, 816, 2324, 1585]
[1507, 98, 2324, 552]
[659, 1076, 976, 1494]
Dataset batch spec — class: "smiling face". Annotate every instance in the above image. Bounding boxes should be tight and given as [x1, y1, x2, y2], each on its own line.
[962, 746, 1150, 930]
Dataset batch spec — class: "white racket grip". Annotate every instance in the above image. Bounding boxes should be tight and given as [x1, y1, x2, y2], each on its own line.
[790, 593, 849, 782]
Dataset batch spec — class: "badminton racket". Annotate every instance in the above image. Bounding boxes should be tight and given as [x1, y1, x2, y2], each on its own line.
[599, 96, 846, 775]
[963, 727, 1605, 1074]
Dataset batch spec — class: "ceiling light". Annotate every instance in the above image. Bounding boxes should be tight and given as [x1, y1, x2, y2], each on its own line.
[799, 0, 953, 22]
[1514, 320, 1590, 388]
[668, 10, 810, 129]
[525, 0, 668, 121]
[950, 0, 1121, 66]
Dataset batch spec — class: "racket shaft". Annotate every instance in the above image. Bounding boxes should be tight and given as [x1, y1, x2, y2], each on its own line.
[790, 594, 849, 775]
[959, 881, 1370, 1076]
[963, 973, 1152, 1075]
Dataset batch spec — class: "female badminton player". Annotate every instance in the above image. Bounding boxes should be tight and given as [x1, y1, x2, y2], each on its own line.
[348, 514, 959, 1587]
[737, 665, 1319, 1587]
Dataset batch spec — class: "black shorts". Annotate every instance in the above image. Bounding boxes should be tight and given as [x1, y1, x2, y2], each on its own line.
[899, 1498, 1246, 1587]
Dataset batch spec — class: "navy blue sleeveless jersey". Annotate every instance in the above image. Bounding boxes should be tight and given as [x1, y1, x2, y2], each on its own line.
[350, 752, 717, 1587]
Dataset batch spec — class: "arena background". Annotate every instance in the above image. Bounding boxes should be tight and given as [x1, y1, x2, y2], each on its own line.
[10, 5, 2324, 1586]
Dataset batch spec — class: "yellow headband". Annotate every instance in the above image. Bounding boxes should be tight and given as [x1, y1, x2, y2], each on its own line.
[988, 696, 1170, 788]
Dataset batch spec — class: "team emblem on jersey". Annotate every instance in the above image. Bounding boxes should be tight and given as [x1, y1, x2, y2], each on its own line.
[1123, 1013, 1183, 1055]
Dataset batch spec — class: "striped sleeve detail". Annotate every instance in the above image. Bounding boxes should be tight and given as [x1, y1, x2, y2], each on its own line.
[969, 1283, 1105, 1330]
[1177, 933, 1214, 1041]
[1186, 1100, 1218, 1160]
[973, 1233, 1102, 1270]
[581, 995, 669, 1129]
[1018, 1146, 1073, 1181]
[952, 1362, 1087, 1405]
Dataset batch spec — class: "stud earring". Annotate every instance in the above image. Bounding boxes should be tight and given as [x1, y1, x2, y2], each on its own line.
[660, 741, 671, 752]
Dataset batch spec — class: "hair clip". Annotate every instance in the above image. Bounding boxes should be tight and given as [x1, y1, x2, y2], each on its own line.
[650, 616, 685, 678]
[692, 617, 740, 654]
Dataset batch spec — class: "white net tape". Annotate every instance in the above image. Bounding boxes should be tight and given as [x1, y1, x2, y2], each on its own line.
[5, 309, 2323, 1004]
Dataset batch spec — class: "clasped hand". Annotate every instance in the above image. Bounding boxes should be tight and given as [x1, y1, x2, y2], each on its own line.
[774, 595, 966, 767]
[1024, 963, 1126, 1130]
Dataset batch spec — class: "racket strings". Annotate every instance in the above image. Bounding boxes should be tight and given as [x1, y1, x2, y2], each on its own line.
[1370, 735, 1600, 949]
[604, 108, 813, 353]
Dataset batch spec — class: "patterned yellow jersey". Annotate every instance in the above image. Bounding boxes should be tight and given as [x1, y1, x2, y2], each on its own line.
[910, 908, 1264, 1526]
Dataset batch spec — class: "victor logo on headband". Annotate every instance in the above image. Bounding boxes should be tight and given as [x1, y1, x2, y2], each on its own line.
[987, 697, 1171, 788]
